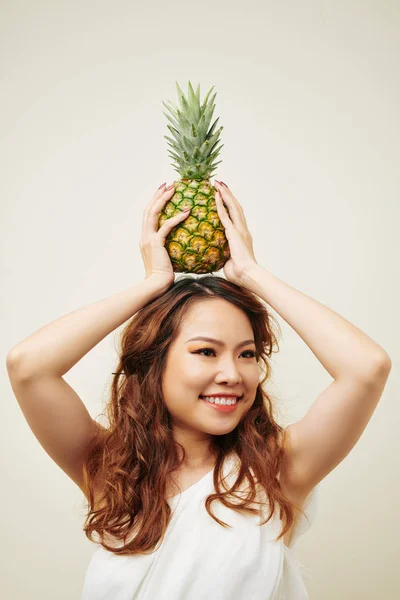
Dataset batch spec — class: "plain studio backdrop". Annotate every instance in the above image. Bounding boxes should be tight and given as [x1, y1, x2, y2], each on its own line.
[1, 1, 398, 599]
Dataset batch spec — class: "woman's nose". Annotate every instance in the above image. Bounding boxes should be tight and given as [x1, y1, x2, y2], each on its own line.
[215, 365, 243, 385]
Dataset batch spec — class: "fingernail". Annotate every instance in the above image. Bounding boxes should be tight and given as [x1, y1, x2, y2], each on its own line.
[158, 182, 166, 190]
[166, 183, 175, 191]
[220, 181, 228, 187]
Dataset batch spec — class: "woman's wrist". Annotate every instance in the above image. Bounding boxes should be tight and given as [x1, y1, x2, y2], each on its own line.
[239, 263, 265, 290]
[145, 275, 174, 297]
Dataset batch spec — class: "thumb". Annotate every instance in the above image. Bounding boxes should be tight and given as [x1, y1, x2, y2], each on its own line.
[157, 209, 190, 241]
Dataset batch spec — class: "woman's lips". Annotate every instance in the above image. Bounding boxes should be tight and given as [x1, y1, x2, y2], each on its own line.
[199, 395, 243, 412]
[199, 395, 243, 399]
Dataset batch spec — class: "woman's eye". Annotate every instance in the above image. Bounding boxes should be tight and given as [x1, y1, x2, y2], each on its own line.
[242, 351, 257, 358]
[193, 348, 256, 358]
[196, 348, 215, 357]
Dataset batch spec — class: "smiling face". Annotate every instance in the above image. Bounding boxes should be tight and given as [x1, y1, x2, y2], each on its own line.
[161, 297, 260, 466]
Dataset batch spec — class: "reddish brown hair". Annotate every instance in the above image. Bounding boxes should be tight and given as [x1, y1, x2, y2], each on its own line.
[81, 275, 307, 555]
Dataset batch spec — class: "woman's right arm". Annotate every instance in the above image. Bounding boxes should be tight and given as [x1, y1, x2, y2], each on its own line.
[5, 277, 168, 494]
[5, 182, 184, 494]
[7, 181, 185, 379]
[6, 277, 168, 379]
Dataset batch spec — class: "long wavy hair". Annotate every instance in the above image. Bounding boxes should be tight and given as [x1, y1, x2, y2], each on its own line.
[81, 275, 307, 555]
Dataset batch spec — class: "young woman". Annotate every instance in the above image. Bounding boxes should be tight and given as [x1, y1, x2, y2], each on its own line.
[7, 180, 391, 599]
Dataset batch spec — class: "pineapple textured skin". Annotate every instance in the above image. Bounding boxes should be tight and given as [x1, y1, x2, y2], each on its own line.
[157, 178, 231, 274]
[159, 82, 229, 273]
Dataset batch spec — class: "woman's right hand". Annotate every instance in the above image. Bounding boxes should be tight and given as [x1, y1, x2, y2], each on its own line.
[140, 182, 189, 291]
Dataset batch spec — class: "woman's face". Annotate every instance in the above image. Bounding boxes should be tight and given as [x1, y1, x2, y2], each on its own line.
[161, 298, 260, 450]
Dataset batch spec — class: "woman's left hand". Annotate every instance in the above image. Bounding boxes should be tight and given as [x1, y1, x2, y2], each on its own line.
[213, 180, 258, 285]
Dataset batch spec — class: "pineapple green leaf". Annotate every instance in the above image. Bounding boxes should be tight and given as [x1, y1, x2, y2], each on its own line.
[209, 160, 223, 170]
[201, 85, 216, 109]
[163, 111, 180, 129]
[168, 153, 183, 164]
[209, 144, 224, 160]
[209, 143, 223, 158]
[199, 139, 211, 154]
[203, 113, 216, 138]
[203, 98, 217, 129]
[207, 117, 220, 138]
[168, 159, 183, 169]
[176, 109, 192, 132]
[165, 142, 182, 155]
[165, 138, 180, 150]
[167, 150, 182, 161]
[165, 136, 181, 149]
[162, 100, 179, 119]
[187, 82, 201, 121]
[175, 82, 190, 113]
[166, 125, 181, 142]
[206, 128, 224, 152]
[196, 114, 206, 139]
[165, 137, 179, 148]
[183, 88, 198, 123]
[181, 134, 195, 154]
[194, 83, 201, 104]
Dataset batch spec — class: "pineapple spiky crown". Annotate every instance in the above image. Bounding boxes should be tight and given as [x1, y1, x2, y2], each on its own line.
[162, 82, 224, 181]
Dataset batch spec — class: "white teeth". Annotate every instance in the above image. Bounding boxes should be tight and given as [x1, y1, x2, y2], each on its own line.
[201, 396, 238, 405]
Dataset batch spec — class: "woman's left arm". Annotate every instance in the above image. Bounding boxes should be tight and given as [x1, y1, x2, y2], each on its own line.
[214, 179, 392, 494]
[241, 264, 391, 381]
[242, 260, 391, 494]
[214, 179, 391, 380]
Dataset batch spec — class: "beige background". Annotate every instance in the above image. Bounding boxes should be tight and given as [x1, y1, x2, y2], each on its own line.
[1, 1, 399, 598]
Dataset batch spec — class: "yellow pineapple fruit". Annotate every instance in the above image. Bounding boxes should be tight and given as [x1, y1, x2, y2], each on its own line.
[158, 81, 231, 274]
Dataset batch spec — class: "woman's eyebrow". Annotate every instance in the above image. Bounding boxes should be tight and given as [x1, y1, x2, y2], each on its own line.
[185, 336, 255, 349]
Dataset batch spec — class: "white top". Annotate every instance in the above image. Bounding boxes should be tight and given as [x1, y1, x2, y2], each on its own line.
[81, 452, 319, 599]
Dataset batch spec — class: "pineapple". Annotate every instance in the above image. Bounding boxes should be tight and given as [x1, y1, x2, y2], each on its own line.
[157, 81, 231, 274]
